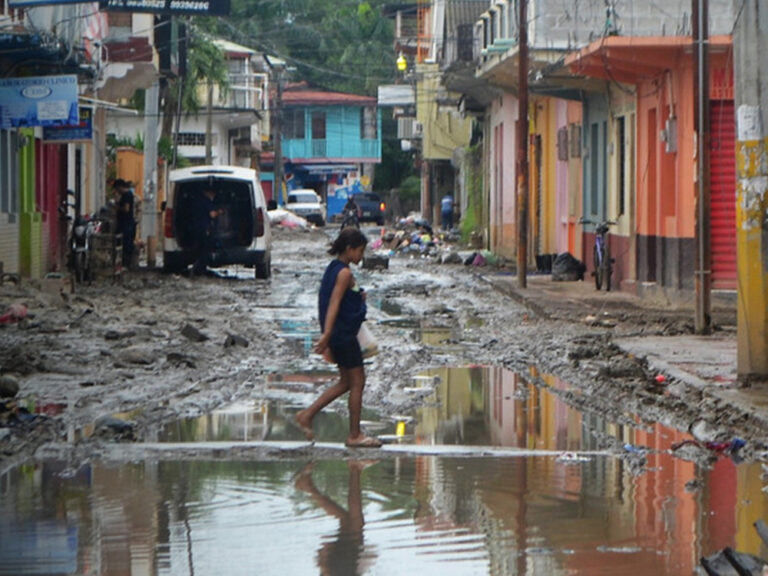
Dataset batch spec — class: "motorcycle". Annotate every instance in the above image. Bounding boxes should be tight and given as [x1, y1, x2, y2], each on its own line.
[70, 214, 100, 283]
[341, 208, 360, 230]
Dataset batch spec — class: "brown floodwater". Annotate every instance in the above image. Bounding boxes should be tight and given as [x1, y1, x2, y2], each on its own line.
[2, 366, 766, 575]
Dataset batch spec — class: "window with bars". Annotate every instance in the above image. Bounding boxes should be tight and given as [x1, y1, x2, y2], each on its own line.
[557, 127, 569, 161]
[360, 107, 377, 140]
[311, 111, 326, 140]
[569, 124, 582, 158]
[173, 133, 214, 146]
[284, 109, 305, 139]
[457, 24, 474, 62]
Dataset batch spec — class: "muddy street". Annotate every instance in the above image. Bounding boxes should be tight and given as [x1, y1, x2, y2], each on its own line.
[1, 226, 767, 574]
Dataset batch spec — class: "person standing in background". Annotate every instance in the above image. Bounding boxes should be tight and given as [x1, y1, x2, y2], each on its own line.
[441, 193, 454, 231]
[192, 187, 223, 276]
[114, 179, 136, 269]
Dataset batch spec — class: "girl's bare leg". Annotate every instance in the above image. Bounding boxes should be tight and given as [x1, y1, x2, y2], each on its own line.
[345, 367, 380, 447]
[345, 366, 365, 439]
[295, 370, 351, 439]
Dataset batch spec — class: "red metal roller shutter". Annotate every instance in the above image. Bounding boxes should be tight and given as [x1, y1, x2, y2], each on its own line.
[710, 100, 737, 290]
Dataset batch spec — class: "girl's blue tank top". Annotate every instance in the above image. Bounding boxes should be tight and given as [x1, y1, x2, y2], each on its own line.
[318, 259, 366, 346]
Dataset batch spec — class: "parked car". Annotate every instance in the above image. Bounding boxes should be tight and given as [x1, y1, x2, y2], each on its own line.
[350, 192, 386, 225]
[162, 165, 272, 279]
[286, 189, 326, 226]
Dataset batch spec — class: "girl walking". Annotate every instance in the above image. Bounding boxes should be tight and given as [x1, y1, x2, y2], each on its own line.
[295, 228, 382, 448]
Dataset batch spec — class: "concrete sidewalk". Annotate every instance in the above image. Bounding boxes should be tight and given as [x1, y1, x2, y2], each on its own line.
[483, 272, 768, 427]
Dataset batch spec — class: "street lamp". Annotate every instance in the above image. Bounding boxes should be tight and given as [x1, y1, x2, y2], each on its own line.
[396, 53, 407, 72]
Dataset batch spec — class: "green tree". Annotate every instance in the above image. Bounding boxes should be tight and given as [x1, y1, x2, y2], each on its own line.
[374, 115, 416, 193]
[184, 31, 230, 163]
[220, 0, 396, 95]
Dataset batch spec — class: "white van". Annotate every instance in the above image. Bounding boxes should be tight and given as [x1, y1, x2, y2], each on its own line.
[163, 165, 272, 278]
[286, 189, 326, 226]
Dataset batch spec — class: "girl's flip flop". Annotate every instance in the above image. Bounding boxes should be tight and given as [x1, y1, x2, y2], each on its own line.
[345, 436, 382, 448]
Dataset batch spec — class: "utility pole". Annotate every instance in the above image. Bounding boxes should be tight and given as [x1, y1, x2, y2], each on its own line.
[733, 0, 768, 377]
[693, 0, 711, 334]
[273, 65, 284, 204]
[516, 0, 529, 289]
[205, 81, 214, 164]
[143, 81, 159, 267]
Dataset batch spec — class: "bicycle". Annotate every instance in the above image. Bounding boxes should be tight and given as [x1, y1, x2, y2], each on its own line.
[580, 218, 616, 291]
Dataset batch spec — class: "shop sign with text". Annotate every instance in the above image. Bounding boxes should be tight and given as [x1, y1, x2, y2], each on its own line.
[43, 107, 93, 142]
[99, 0, 230, 15]
[0, 75, 78, 129]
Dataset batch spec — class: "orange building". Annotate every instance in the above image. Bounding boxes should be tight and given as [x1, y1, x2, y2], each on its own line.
[566, 36, 736, 299]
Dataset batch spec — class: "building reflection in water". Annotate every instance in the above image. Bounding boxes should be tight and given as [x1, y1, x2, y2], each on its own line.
[1, 366, 767, 574]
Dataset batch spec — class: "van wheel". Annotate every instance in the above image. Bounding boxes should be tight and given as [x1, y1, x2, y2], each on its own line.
[255, 259, 271, 279]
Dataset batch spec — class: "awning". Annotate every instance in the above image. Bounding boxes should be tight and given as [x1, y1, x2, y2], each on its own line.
[298, 164, 358, 175]
[565, 35, 732, 84]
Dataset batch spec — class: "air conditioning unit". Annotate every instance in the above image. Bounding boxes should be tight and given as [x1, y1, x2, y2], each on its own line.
[412, 121, 424, 138]
[397, 116, 416, 139]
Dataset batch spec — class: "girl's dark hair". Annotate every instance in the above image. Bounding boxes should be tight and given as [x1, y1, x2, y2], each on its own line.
[328, 228, 368, 255]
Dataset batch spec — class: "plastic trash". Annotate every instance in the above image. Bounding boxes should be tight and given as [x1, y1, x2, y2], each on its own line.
[0, 303, 27, 324]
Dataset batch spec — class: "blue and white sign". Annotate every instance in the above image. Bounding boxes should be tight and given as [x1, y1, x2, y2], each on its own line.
[0, 75, 79, 129]
[8, 0, 84, 6]
[43, 107, 93, 142]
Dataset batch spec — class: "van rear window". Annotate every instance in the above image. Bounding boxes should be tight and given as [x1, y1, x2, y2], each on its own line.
[173, 179, 254, 248]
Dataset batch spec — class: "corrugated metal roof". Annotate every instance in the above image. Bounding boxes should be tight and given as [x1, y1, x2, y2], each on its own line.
[282, 87, 377, 107]
[446, 0, 489, 31]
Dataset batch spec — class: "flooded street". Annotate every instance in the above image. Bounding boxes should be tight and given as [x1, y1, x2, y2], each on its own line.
[1, 226, 767, 574]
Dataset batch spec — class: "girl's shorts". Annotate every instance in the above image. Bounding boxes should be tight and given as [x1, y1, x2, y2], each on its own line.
[330, 338, 363, 369]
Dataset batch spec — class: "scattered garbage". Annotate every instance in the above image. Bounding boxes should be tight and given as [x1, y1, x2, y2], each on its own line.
[368, 214, 503, 266]
[94, 415, 135, 441]
[551, 252, 586, 282]
[362, 254, 389, 270]
[0, 399, 44, 430]
[556, 452, 592, 464]
[0, 302, 27, 324]
[700, 519, 768, 575]
[268, 208, 310, 230]
[0, 375, 19, 398]
[671, 437, 746, 455]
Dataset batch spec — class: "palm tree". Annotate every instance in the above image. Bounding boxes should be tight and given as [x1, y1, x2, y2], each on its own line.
[183, 32, 229, 164]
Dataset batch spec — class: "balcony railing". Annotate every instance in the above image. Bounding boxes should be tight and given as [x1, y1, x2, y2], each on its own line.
[312, 139, 326, 157]
[224, 73, 264, 110]
[360, 140, 378, 157]
[284, 138, 380, 160]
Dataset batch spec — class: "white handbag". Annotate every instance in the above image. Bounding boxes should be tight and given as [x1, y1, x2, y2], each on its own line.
[357, 322, 379, 358]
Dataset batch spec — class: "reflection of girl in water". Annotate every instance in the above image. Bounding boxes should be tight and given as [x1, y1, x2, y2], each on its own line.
[294, 461, 378, 575]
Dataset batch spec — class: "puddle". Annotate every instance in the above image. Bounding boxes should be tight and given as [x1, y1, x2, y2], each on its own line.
[6, 366, 765, 574]
[155, 365, 692, 456]
[377, 316, 419, 328]
[393, 366, 701, 453]
[277, 319, 320, 357]
[374, 297, 403, 316]
[2, 454, 766, 575]
[154, 390, 377, 446]
[418, 325, 457, 346]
